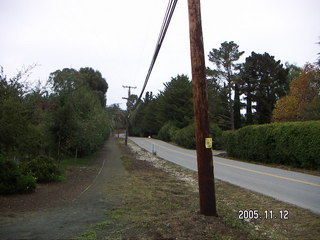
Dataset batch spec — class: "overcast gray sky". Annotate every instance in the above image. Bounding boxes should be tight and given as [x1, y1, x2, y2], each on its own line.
[1, 0, 319, 108]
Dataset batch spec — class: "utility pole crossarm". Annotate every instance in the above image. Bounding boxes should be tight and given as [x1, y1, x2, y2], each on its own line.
[122, 85, 137, 97]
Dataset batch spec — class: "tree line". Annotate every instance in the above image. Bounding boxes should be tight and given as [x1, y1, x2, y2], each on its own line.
[0, 66, 113, 194]
[128, 41, 320, 138]
[0, 66, 111, 161]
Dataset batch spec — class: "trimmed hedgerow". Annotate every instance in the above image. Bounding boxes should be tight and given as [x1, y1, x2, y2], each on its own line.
[20, 156, 62, 183]
[0, 157, 36, 194]
[222, 121, 320, 170]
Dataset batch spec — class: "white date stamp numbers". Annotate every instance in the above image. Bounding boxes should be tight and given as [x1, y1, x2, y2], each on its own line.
[238, 210, 289, 220]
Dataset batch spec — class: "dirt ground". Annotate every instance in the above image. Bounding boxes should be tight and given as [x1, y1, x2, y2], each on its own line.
[0, 166, 97, 215]
[1, 137, 319, 240]
[83, 139, 320, 240]
[0, 138, 125, 239]
[88, 141, 250, 240]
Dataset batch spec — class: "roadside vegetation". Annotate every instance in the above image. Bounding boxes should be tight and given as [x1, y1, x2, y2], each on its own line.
[1, 39, 319, 238]
[126, 41, 320, 171]
[60, 153, 98, 169]
[79, 139, 320, 240]
[223, 121, 320, 170]
[0, 66, 111, 194]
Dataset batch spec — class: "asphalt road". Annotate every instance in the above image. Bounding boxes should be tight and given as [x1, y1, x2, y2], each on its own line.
[130, 137, 320, 214]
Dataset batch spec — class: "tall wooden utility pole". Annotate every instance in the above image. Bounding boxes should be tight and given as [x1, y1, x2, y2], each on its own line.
[122, 85, 136, 146]
[187, 0, 217, 216]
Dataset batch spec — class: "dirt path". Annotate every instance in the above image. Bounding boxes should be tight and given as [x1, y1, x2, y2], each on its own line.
[0, 138, 125, 240]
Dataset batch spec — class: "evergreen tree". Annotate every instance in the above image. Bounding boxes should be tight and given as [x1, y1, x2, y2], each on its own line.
[206, 68, 230, 130]
[129, 75, 193, 136]
[208, 41, 244, 129]
[156, 74, 193, 128]
[239, 52, 288, 124]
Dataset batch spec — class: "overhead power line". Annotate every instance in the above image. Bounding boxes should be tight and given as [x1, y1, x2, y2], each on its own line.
[134, 0, 178, 110]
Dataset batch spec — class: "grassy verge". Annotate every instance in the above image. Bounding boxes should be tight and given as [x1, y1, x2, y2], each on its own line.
[60, 152, 98, 169]
[57, 152, 99, 182]
[79, 140, 320, 240]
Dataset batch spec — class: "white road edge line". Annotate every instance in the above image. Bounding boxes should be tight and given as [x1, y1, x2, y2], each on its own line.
[144, 138, 320, 187]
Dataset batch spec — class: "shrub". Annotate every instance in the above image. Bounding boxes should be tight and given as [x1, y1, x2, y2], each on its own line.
[15, 174, 36, 193]
[0, 157, 36, 194]
[158, 121, 179, 142]
[271, 121, 320, 169]
[222, 130, 237, 156]
[222, 121, 320, 170]
[169, 122, 223, 150]
[20, 156, 62, 183]
[172, 124, 196, 149]
[210, 122, 223, 149]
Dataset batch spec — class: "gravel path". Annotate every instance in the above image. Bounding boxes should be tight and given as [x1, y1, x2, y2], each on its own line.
[0, 138, 125, 240]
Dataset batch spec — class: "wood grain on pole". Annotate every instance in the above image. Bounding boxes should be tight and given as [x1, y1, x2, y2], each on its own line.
[187, 0, 217, 216]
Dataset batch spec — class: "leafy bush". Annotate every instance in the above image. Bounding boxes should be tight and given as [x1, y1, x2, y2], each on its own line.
[172, 124, 196, 149]
[222, 121, 320, 169]
[210, 122, 223, 149]
[158, 121, 179, 142]
[20, 156, 62, 183]
[222, 130, 236, 156]
[165, 122, 223, 150]
[0, 157, 36, 194]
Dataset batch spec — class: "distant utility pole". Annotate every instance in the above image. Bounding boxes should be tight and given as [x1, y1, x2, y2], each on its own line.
[122, 85, 137, 146]
[187, 0, 217, 216]
[112, 103, 122, 138]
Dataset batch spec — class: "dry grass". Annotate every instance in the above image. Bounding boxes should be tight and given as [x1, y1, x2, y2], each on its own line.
[79, 139, 320, 240]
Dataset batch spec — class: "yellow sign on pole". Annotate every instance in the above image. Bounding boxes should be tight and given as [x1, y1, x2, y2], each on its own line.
[205, 138, 212, 149]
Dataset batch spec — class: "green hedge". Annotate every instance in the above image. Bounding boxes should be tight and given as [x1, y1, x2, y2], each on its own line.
[158, 121, 179, 142]
[222, 121, 320, 169]
[210, 122, 223, 150]
[172, 124, 196, 149]
[0, 157, 36, 194]
[167, 122, 223, 150]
